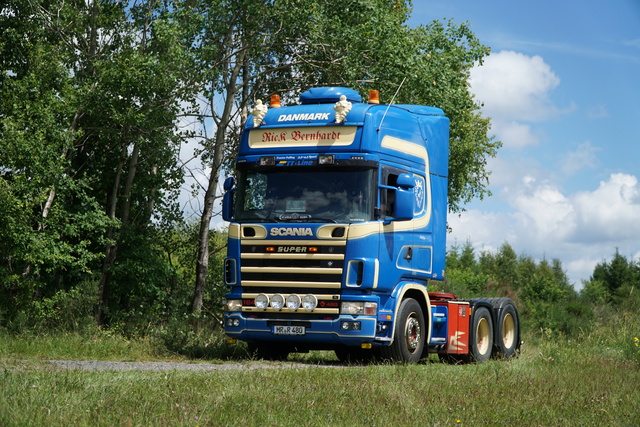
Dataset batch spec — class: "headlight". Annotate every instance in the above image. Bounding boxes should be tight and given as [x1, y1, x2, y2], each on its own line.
[302, 295, 317, 311]
[255, 294, 269, 310]
[270, 294, 285, 310]
[286, 294, 301, 311]
[225, 299, 242, 312]
[341, 301, 363, 315]
[341, 301, 377, 315]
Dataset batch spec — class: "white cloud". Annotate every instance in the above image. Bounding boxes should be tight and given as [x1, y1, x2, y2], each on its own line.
[491, 121, 540, 148]
[483, 155, 547, 190]
[448, 210, 514, 252]
[559, 141, 600, 175]
[448, 173, 640, 287]
[572, 173, 640, 243]
[511, 178, 576, 241]
[469, 51, 574, 149]
[470, 51, 561, 122]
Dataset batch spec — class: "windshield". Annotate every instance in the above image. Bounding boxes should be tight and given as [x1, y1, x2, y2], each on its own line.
[235, 167, 376, 223]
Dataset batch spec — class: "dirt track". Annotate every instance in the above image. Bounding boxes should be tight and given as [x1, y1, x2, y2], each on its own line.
[44, 360, 339, 371]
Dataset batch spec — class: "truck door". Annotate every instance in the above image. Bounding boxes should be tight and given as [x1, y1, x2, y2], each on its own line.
[379, 165, 415, 280]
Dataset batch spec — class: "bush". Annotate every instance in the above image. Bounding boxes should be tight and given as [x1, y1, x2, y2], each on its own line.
[523, 299, 594, 338]
[150, 316, 247, 360]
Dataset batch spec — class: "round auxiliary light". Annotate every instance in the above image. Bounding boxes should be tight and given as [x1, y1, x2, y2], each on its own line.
[286, 294, 301, 311]
[270, 294, 285, 310]
[255, 294, 269, 310]
[302, 294, 318, 312]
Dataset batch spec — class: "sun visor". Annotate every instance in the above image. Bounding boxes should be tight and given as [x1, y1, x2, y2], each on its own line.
[299, 87, 362, 104]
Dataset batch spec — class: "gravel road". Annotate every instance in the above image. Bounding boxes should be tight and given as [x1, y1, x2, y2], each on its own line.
[44, 360, 338, 371]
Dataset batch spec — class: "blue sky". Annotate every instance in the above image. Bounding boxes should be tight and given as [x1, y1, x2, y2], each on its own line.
[410, 0, 640, 286]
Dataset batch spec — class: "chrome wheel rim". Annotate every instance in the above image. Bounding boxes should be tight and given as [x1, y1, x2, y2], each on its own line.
[405, 313, 421, 352]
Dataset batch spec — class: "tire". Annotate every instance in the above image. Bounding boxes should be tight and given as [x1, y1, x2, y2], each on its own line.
[469, 306, 493, 363]
[494, 303, 519, 358]
[379, 298, 425, 363]
[248, 343, 290, 361]
[334, 346, 375, 365]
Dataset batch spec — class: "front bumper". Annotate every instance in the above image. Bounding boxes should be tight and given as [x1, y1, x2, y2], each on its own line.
[223, 313, 378, 346]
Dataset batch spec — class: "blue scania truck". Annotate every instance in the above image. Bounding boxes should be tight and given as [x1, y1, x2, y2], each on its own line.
[221, 87, 520, 363]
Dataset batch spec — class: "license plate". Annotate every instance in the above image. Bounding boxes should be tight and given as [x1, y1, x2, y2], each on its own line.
[272, 325, 305, 336]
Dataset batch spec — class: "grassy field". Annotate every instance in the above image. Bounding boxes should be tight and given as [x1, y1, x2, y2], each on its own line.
[1, 325, 639, 426]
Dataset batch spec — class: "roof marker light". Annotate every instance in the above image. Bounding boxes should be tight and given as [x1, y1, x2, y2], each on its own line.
[369, 90, 380, 104]
[270, 94, 281, 108]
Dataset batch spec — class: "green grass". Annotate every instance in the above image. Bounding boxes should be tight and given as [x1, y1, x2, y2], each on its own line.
[1, 351, 638, 426]
[1, 321, 639, 426]
[0, 329, 178, 362]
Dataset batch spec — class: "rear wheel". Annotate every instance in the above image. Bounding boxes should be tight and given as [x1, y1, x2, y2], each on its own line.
[379, 298, 425, 363]
[494, 303, 519, 358]
[469, 306, 493, 363]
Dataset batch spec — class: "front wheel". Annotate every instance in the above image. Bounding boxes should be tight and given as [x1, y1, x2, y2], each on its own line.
[379, 298, 425, 363]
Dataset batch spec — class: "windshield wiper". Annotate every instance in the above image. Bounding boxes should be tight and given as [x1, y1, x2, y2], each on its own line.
[277, 214, 337, 223]
[300, 217, 338, 223]
[238, 217, 280, 223]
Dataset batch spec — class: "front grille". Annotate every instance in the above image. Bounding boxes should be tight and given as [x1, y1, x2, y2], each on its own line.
[242, 272, 343, 282]
[240, 240, 346, 291]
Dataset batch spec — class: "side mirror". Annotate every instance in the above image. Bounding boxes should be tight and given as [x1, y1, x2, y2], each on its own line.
[393, 173, 415, 221]
[223, 177, 235, 191]
[222, 177, 236, 222]
[396, 173, 415, 190]
[394, 188, 414, 221]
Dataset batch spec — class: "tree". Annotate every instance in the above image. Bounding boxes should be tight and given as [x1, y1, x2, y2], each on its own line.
[584, 249, 640, 306]
[1, 0, 191, 326]
[0, 0, 116, 323]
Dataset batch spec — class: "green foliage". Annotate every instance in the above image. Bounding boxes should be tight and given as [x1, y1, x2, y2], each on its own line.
[2, 0, 501, 329]
[150, 315, 247, 360]
[631, 336, 640, 365]
[1, 0, 191, 327]
[0, 1, 119, 324]
[442, 241, 488, 296]
[28, 281, 99, 332]
[580, 279, 610, 305]
[582, 249, 640, 307]
[445, 242, 583, 336]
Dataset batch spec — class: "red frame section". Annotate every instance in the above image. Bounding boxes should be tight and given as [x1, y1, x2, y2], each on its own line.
[430, 293, 471, 355]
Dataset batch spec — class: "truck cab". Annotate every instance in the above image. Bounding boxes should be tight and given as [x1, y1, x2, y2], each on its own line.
[221, 87, 520, 363]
